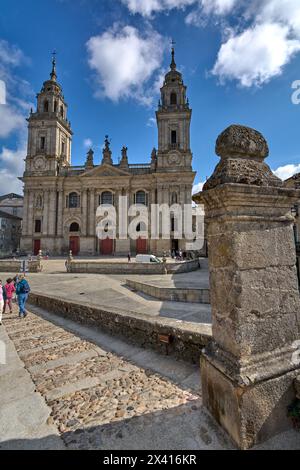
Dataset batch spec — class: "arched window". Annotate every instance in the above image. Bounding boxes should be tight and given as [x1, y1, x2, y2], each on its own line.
[135, 190, 147, 205]
[60, 105, 64, 118]
[100, 191, 113, 205]
[70, 222, 80, 232]
[170, 93, 177, 105]
[171, 130, 177, 144]
[67, 192, 80, 208]
[54, 101, 58, 113]
[43, 100, 49, 112]
[136, 222, 146, 232]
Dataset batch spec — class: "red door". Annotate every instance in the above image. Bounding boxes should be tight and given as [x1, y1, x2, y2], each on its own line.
[100, 237, 113, 255]
[136, 237, 147, 254]
[69, 236, 80, 256]
[33, 239, 41, 256]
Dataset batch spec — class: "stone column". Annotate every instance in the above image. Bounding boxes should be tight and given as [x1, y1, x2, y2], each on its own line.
[82, 189, 88, 236]
[57, 190, 64, 236]
[199, 125, 300, 449]
[89, 189, 95, 237]
[48, 189, 56, 236]
[27, 190, 34, 236]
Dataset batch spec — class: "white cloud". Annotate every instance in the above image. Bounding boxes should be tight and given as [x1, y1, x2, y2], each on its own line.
[212, 22, 300, 87]
[257, 0, 300, 36]
[147, 117, 157, 127]
[122, 0, 238, 18]
[86, 25, 167, 104]
[273, 163, 300, 181]
[0, 104, 24, 138]
[192, 181, 205, 194]
[83, 138, 93, 148]
[121, 0, 196, 17]
[0, 142, 25, 194]
[0, 80, 6, 105]
[201, 0, 237, 15]
[0, 39, 32, 196]
[209, 0, 300, 87]
[0, 39, 25, 67]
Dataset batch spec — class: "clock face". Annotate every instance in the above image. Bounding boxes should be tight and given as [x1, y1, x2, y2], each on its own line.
[34, 157, 46, 170]
[168, 153, 180, 166]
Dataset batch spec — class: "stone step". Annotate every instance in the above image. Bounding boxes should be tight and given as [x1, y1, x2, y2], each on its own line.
[126, 279, 210, 304]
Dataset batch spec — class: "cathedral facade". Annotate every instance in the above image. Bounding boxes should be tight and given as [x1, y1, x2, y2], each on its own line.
[20, 49, 196, 256]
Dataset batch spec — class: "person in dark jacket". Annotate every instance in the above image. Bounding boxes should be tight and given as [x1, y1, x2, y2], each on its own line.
[16, 274, 30, 318]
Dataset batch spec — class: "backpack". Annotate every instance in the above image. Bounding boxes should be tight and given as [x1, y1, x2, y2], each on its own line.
[20, 280, 30, 294]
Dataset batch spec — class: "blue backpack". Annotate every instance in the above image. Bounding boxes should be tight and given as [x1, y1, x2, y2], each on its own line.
[20, 280, 30, 294]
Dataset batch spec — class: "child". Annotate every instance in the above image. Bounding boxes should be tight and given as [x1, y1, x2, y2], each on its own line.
[4, 278, 15, 314]
[0, 281, 4, 325]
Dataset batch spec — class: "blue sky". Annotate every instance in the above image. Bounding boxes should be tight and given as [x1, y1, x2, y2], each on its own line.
[1, 0, 300, 194]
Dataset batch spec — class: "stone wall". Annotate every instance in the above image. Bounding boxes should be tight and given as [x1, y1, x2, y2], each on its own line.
[0, 259, 42, 273]
[27, 291, 211, 363]
[126, 279, 210, 303]
[68, 258, 200, 275]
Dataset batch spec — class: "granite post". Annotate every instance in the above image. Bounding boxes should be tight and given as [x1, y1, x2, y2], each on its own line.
[198, 125, 300, 449]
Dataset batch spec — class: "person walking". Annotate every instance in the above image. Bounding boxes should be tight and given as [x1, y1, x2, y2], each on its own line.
[4, 278, 15, 314]
[0, 281, 4, 325]
[127, 252, 131, 262]
[16, 274, 30, 319]
[13, 274, 19, 302]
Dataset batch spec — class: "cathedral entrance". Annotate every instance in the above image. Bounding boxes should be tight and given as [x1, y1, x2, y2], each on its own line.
[136, 237, 147, 254]
[69, 236, 80, 256]
[171, 239, 179, 254]
[100, 237, 113, 255]
[33, 239, 41, 256]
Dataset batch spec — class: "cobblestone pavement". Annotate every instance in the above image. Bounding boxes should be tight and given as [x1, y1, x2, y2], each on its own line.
[2, 307, 211, 450]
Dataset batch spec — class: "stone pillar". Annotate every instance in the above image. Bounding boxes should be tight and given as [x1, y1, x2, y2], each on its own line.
[82, 189, 88, 236]
[48, 189, 56, 236]
[27, 190, 34, 236]
[199, 125, 300, 449]
[89, 189, 95, 237]
[57, 190, 64, 236]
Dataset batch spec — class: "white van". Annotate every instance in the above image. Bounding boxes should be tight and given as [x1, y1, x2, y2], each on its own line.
[136, 254, 162, 264]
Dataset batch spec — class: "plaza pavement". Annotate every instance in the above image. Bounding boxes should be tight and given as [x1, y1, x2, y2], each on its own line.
[0, 258, 211, 325]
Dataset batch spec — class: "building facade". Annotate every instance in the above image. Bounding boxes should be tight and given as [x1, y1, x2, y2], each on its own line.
[0, 210, 22, 257]
[0, 193, 24, 219]
[20, 49, 196, 256]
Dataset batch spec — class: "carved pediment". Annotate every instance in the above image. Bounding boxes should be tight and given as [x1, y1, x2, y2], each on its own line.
[80, 163, 130, 178]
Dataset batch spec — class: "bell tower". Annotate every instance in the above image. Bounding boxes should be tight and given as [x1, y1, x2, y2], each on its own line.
[24, 54, 73, 176]
[156, 45, 192, 172]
